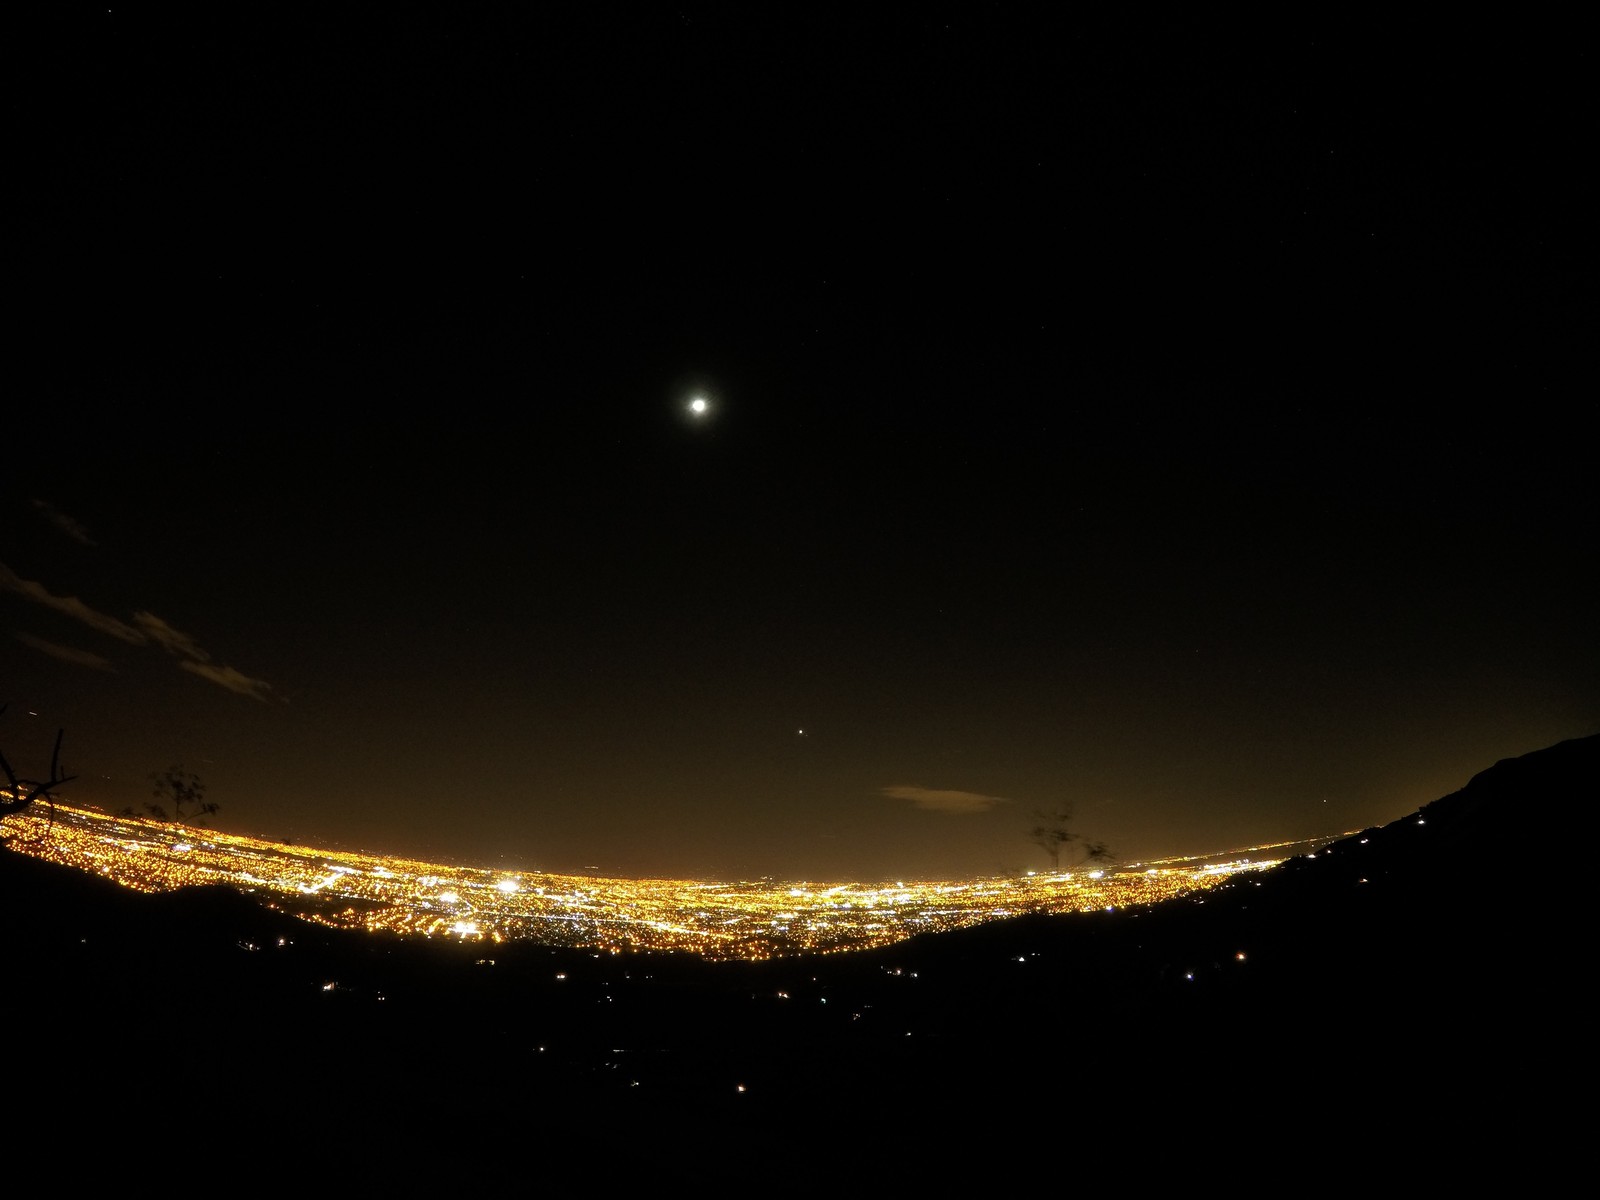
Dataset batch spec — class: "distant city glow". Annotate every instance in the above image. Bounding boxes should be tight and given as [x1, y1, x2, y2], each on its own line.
[0, 801, 1350, 961]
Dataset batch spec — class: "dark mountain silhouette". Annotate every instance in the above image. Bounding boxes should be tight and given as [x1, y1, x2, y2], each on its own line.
[6, 733, 1588, 1181]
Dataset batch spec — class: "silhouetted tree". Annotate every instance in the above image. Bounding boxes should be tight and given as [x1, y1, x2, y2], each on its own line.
[0, 704, 76, 845]
[147, 764, 217, 825]
[1029, 803, 1113, 873]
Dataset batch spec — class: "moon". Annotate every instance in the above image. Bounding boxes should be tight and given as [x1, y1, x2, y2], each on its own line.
[689, 396, 709, 417]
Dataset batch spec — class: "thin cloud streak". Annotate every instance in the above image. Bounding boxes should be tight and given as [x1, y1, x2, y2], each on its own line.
[880, 785, 1012, 814]
[134, 611, 213, 662]
[178, 660, 277, 703]
[1, 561, 275, 700]
[0, 562, 146, 643]
[29, 499, 97, 546]
[13, 631, 115, 671]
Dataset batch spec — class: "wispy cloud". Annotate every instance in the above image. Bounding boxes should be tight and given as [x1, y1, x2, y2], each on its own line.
[29, 499, 96, 546]
[178, 660, 277, 703]
[880, 785, 1011, 814]
[1, 559, 275, 700]
[0, 562, 146, 643]
[134, 611, 211, 661]
[13, 632, 115, 671]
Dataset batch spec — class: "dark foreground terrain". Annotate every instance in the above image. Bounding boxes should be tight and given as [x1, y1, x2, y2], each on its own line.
[6, 734, 1589, 1183]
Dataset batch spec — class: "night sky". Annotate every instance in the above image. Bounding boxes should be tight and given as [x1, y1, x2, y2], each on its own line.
[5, 7, 1592, 881]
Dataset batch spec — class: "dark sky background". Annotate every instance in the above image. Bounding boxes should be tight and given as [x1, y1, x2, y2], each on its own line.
[5, 7, 1592, 881]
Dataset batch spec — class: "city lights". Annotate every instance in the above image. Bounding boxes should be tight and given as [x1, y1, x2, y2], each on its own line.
[1, 802, 1336, 962]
